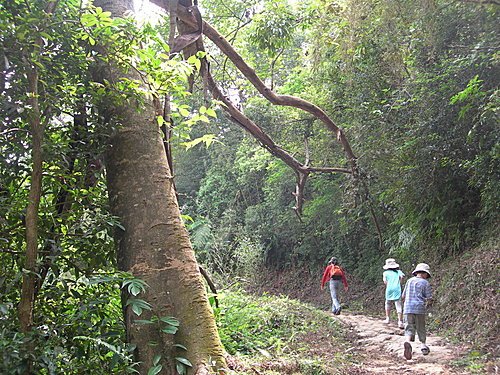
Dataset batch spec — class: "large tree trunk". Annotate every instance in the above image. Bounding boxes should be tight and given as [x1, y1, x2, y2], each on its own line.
[94, 0, 226, 373]
[106, 103, 225, 374]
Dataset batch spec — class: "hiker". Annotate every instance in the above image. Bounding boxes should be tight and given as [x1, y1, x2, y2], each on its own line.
[320, 257, 348, 315]
[382, 258, 405, 328]
[401, 263, 432, 360]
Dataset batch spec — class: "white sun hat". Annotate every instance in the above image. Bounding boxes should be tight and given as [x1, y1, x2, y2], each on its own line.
[412, 263, 431, 277]
[383, 258, 400, 269]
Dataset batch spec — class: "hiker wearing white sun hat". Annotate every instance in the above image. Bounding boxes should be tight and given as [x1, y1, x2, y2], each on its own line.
[401, 263, 433, 360]
[382, 258, 405, 328]
[412, 263, 432, 277]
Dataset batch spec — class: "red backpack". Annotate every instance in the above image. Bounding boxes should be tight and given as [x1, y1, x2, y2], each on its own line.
[331, 265, 343, 277]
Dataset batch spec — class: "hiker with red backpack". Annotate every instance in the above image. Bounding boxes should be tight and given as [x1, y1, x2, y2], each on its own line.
[321, 257, 348, 315]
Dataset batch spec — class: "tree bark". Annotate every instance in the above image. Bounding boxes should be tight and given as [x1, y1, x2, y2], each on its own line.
[18, 3, 58, 372]
[94, 0, 226, 373]
[18, 65, 43, 336]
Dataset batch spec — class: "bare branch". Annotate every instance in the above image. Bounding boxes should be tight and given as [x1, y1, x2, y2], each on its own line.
[150, 0, 361, 215]
[150, 1, 381, 227]
[168, 0, 178, 48]
[175, 3, 357, 172]
[199, 266, 219, 308]
[306, 166, 352, 174]
[151, 0, 357, 171]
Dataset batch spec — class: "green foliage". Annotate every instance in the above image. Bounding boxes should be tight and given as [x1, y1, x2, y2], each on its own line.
[0, 271, 137, 374]
[120, 276, 190, 375]
[213, 288, 357, 374]
[215, 289, 340, 355]
[450, 350, 489, 374]
[0, 0, 212, 372]
[179, 0, 498, 295]
[430, 239, 499, 356]
[249, 0, 297, 57]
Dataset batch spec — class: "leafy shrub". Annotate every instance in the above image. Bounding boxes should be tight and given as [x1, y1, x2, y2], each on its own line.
[215, 289, 340, 355]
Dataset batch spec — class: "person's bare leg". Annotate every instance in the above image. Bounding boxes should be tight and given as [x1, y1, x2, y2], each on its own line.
[404, 314, 415, 360]
[384, 301, 391, 323]
[397, 312, 404, 328]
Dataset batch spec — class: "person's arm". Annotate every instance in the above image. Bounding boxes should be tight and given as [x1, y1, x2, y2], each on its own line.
[424, 281, 432, 300]
[401, 281, 408, 302]
[383, 272, 388, 285]
[320, 265, 331, 289]
[341, 270, 348, 291]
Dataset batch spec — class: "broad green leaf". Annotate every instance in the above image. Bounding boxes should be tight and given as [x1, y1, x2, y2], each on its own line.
[159, 316, 180, 326]
[147, 365, 162, 375]
[180, 214, 194, 223]
[180, 134, 216, 150]
[206, 108, 217, 118]
[161, 325, 178, 334]
[175, 357, 192, 367]
[157, 115, 165, 126]
[176, 363, 187, 375]
[179, 107, 190, 117]
[126, 298, 152, 316]
[153, 354, 161, 366]
[132, 304, 143, 316]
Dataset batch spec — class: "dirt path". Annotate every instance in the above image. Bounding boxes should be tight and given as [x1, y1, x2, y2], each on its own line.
[334, 312, 469, 374]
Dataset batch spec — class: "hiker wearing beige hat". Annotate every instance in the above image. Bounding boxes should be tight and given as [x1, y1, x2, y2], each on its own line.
[401, 263, 433, 360]
[382, 258, 405, 328]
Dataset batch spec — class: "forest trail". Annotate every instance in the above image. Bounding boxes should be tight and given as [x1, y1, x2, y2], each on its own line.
[334, 312, 469, 374]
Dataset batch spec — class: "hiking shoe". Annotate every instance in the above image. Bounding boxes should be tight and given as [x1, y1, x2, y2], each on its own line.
[404, 342, 412, 360]
[384, 317, 390, 324]
[398, 321, 404, 329]
[335, 307, 342, 315]
[421, 345, 430, 355]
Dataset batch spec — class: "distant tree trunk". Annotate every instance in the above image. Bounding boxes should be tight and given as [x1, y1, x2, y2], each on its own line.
[94, 0, 226, 373]
[18, 64, 43, 339]
[18, 3, 58, 372]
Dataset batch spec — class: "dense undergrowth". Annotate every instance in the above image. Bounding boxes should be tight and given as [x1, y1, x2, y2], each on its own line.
[431, 239, 499, 372]
[0, 281, 358, 374]
[215, 290, 359, 374]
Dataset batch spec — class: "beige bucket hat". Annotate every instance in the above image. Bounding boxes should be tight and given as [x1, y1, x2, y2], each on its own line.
[383, 258, 399, 269]
[412, 263, 431, 277]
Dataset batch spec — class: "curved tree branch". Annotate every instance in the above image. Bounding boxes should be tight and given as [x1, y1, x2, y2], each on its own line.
[151, 1, 383, 237]
[169, 3, 358, 173]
